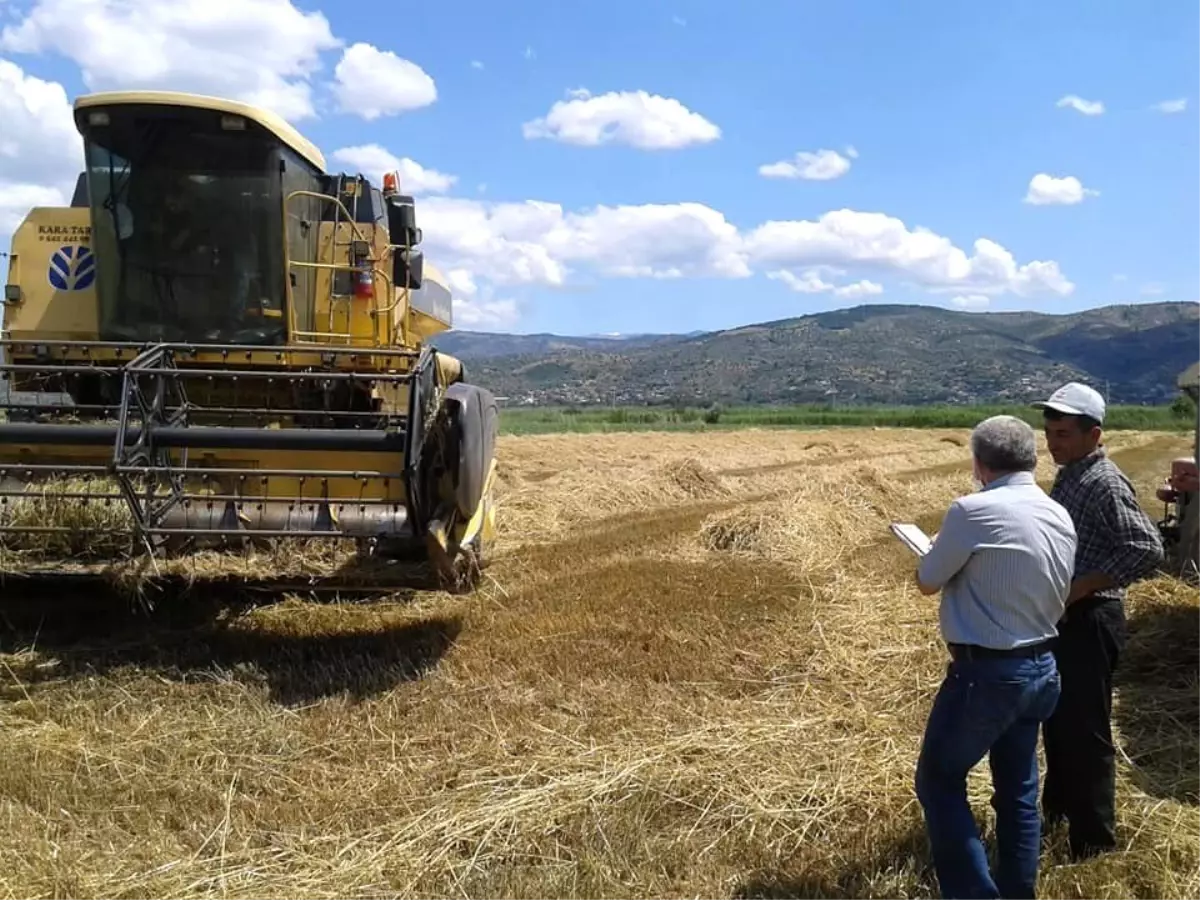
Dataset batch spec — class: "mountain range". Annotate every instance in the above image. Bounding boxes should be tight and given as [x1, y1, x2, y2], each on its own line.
[430, 301, 1200, 407]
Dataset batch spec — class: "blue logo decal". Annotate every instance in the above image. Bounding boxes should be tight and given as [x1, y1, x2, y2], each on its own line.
[48, 245, 96, 291]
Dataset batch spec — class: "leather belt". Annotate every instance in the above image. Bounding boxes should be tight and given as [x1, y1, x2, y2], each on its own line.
[947, 638, 1056, 661]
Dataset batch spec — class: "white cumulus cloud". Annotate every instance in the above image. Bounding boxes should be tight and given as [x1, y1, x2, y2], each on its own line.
[0, 59, 81, 245]
[419, 197, 748, 290]
[443, 269, 520, 329]
[415, 197, 750, 329]
[745, 209, 1074, 298]
[768, 268, 882, 299]
[0, 0, 340, 122]
[416, 203, 1073, 328]
[455, 297, 520, 329]
[768, 269, 835, 294]
[0, 58, 81, 184]
[951, 295, 990, 311]
[759, 149, 853, 181]
[1024, 173, 1099, 206]
[522, 88, 721, 150]
[330, 145, 456, 194]
[1056, 94, 1105, 116]
[834, 280, 883, 299]
[0, 181, 72, 242]
[416, 198, 568, 287]
[0, 42, 1079, 334]
[331, 42, 436, 120]
[1152, 97, 1188, 114]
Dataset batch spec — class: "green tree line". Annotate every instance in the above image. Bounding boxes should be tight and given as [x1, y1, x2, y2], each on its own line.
[498, 397, 1197, 435]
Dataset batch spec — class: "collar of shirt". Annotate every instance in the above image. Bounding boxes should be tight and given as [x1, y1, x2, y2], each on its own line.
[1054, 447, 1107, 484]
[982, 471, 1036, 491]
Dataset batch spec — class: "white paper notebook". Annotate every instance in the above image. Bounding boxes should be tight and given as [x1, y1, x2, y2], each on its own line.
[890, 523, 933, 557]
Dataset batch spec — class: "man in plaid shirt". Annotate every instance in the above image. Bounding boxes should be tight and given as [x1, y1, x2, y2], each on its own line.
[1033, 382, 1165, 860]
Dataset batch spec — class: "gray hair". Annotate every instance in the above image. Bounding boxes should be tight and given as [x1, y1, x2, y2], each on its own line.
[970, 415, 1037, 473]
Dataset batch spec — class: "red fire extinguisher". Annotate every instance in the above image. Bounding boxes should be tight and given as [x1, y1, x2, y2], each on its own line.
[353, 257, 374, 300]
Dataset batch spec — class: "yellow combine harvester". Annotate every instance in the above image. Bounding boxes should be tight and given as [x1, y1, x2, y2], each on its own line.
[0, 90, 498, 591]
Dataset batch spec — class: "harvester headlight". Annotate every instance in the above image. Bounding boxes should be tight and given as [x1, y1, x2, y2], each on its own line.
[3, 284, 20, 303]
[87, 111, 109, 126]
[220, 115, 246, 131]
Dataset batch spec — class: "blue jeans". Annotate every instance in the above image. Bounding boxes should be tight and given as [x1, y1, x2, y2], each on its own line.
[916, 650, 1061, 899]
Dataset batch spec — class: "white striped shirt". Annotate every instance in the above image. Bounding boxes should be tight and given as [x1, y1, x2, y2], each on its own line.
[917, 471, 1078, 649]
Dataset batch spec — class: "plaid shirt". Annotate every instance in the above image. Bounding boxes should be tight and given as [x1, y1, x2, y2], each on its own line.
[1050, 447, 1164, 601]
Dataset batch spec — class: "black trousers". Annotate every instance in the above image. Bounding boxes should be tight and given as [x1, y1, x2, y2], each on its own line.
[1041, 597, 1127, 859]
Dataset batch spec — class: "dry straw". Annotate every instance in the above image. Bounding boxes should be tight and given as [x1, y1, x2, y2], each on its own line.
[0, 426, 1194, 899]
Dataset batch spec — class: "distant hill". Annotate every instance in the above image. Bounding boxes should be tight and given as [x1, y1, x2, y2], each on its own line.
[430, 330, 695, 358]
[430, 301, 1200, 407]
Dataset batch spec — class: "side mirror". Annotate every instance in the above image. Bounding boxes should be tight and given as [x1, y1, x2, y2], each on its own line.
[393, 247, 424, 290]
[386, 194, 418, 246]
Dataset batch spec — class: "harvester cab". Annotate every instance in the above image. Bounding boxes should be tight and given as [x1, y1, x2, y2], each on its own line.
[1156, 361, 1199, 579]
[0, 90, 498, 591]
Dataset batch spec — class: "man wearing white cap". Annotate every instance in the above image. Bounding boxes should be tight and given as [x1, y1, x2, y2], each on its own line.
[1032, 381, 1164, 860]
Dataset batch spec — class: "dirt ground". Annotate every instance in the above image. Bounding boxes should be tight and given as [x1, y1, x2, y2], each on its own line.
[0, 426, 1196, 899]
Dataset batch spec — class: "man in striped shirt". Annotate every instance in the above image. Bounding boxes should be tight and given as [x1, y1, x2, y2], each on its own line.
[913, 415, 1077, 900]
[1034, 382, 1165, 860]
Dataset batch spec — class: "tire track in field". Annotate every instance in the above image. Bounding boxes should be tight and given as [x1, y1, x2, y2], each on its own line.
[496, 493, 769, 575]
[717, 440, 964, 478]
[893, 433, 1183, 486]
[494, 433, 1190, 617]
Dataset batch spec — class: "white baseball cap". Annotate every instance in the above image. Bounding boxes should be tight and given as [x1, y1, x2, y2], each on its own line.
[1032, 381, 1106, 424]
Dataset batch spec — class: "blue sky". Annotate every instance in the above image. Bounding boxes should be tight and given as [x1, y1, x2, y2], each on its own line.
[0, 0, 1196, 335]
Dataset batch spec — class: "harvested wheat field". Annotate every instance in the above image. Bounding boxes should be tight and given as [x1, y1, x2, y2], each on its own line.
[0, 426, 1196, 899]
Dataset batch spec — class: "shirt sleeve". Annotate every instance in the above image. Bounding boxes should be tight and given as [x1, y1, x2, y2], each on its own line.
[1094, 477, 1165, 586]
[918, 499, 975, 589]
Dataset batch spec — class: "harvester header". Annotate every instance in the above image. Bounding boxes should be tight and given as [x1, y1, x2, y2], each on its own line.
[0, 90, 498, 590]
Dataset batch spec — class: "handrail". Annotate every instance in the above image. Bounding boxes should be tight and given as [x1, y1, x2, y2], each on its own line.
[372, 249, 408, 317]
[290, 329, 380, 345]
[285, 259, 395, 346]
[284, 190, 376, 246]
[368, 265, 397, 330]
[278, 187, 386, 348]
